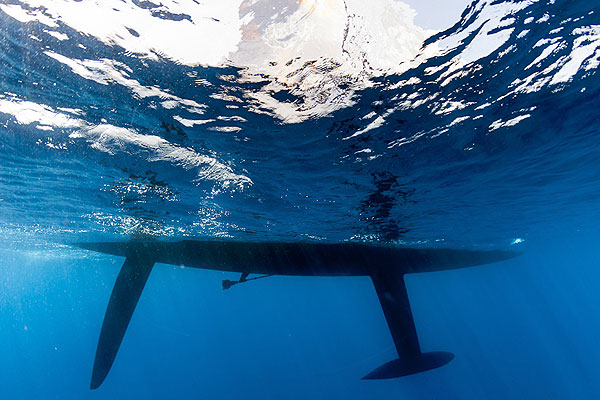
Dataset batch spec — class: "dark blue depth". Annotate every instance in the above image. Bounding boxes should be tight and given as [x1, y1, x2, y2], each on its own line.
[1, 0, 600, 398]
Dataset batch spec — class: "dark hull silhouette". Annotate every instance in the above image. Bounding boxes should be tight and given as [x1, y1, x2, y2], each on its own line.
[75, 240, 518, 389]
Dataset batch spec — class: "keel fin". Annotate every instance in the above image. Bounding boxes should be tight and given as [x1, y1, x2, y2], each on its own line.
[362, 351, 454, 379]
[364, 268, 453, 379]
[90, 254, 154, 389]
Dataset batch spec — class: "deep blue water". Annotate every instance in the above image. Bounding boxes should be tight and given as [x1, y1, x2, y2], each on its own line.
[1, 0, 600, 398]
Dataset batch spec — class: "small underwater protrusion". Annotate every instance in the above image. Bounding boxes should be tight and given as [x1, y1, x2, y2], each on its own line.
[222, 272, 273, 290]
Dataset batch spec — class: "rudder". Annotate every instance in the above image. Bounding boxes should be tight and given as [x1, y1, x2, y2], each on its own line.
[90, 253, 154, 389]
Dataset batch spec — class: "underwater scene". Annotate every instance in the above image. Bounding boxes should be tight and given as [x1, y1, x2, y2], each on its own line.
[1, 0, 600, 398]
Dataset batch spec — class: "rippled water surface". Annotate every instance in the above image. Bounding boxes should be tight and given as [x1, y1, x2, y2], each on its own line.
[1, 0, 600, 398]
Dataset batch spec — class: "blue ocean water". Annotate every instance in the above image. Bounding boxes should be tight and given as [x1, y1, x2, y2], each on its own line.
[1, 0, 600, 398]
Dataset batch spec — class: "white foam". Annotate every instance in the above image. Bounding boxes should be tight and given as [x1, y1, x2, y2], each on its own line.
[173, 116, 215, 127]
[0, 3, 56, 26]
[0, 97, 85, 128]
[0, 95, 250, 189]
[429, 1, 537, 67]
[550, 25, 600, 84]
[6, 0, 427, 123]
[232, 0, 427, 122]
[488, 114, 531, 132]
[45, 30, 69, 41]
[79, 124, 252, 188]
[208, 126, 243, 133]
[508, 24, 600, 95]
[45, 51, 207, 114]
[13, 0, 244, 66]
